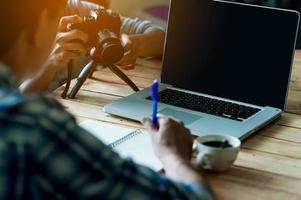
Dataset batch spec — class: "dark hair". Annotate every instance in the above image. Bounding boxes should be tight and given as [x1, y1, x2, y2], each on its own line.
[0, 0, 66, 53]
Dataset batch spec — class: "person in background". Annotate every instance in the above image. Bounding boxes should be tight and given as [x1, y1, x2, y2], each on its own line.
[88, 0, 110, 8]
[0, 0, 214, 199]
[19, 0, 165, 93]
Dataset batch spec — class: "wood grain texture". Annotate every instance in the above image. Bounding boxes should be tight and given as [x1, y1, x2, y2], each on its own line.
[51, 53, 301, 200]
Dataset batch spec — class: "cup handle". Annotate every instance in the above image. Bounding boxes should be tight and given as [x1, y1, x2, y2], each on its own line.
[200, 154, 212, 169]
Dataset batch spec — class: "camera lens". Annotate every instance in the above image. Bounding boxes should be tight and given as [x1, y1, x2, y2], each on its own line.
[90, 39, 124, 64]
[90, 30, 124, 64]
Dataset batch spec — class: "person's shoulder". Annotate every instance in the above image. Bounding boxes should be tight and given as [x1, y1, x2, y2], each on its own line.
[22, 95, 75, 124]
[1, 94, 76, 130]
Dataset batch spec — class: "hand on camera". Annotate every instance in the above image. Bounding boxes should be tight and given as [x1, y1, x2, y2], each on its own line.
[142, 116, 193, 166]
[44, 15, 88, 74]
[117, 34, 139, 70]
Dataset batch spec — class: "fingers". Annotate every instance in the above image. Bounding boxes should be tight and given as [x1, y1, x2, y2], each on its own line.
[49, 42, 87, 70]
[56, 29, 89, 44]
[118, 34, 137, 69]
[55, 43, 87, 55]
[142, 117, 157, 133]
[90, 47, 97, 58]
[158, 116, 185, 127]
[43, 15, 88, 75]
[142, 115, 187, 134]
[117, 52, 137, 69]
[58, 15, 82, 32]
[157, 116, 191, 137]
[53, 43, 87, 56]
[121, 34, 131, 47]
[50, 51, 83, 69]
[58, 51, 81, 62]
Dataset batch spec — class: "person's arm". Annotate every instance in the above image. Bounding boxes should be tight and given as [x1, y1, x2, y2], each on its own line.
[142, 116, 208, 185]
[126, 27, 165, 58]
[19, 62, 58, 94]
[20, 15, 88, 94]
[26, 96, 213, 199]
[163, 155, 206, 183]
[118, 17, 165, 69]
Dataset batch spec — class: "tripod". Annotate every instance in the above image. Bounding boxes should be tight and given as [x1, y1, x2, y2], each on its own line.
[61, 60, 139, 99]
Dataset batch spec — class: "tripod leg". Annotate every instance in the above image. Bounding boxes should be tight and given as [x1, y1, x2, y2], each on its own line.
[61, 61, 73, 99]
[68, 61, 97, 99]
[106, 64, 139, 92]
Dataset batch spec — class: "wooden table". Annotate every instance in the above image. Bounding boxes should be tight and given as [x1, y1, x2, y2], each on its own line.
[52, 51, 301, 200]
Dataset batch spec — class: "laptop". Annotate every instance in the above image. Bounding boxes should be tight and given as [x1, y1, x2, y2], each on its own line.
[104, 0, 300, 139]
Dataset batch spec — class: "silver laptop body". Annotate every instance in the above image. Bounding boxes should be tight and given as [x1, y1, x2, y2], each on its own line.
[104, 0, 300, 139]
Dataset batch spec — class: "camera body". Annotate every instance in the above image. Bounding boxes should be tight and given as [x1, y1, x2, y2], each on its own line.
[69, 8, 124, 64]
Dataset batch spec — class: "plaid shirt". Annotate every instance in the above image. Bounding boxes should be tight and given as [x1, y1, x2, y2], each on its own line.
[0, 63, 213, 200]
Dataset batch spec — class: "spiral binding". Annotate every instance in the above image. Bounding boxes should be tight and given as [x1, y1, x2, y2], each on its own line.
[109, 129, 143, 149]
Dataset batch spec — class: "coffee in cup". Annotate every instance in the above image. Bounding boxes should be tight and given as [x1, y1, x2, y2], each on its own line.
[195, 134, 241, 172]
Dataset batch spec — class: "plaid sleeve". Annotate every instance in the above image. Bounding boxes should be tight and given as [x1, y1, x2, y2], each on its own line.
[1, 95, 213, 199]
[121, 16, 165, 35]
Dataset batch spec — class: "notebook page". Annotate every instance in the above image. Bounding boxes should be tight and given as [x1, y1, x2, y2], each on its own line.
[80, 120, 133, 145]
[113, 131, 162, 171]
[79, 120, 162, 171]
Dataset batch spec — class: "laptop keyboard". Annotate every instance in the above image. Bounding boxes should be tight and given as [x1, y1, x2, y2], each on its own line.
[146, 89, 261, 122]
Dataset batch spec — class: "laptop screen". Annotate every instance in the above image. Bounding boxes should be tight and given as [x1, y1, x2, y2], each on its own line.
[161, 0, 299, 109]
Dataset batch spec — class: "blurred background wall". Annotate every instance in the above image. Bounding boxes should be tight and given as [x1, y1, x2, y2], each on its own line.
[111, 0, 169, 27]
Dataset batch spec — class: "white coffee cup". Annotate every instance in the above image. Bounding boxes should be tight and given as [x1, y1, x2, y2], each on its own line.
[195, 134, 241, 172]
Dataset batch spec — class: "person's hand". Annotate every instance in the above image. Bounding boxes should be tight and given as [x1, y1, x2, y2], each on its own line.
[44, 15, 88, 74]
[117, 34, 139, 70]
[142, 116, 210, 188]
[142, 116, 193, 165]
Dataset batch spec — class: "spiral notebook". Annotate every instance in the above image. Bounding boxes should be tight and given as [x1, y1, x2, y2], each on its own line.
[80, 120, 162, 171]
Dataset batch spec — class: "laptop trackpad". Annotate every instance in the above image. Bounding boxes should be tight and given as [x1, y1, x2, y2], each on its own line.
[159, 108, 201, 125]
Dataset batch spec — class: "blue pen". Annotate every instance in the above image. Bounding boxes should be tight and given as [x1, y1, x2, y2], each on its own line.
[151, 80, 159, 126]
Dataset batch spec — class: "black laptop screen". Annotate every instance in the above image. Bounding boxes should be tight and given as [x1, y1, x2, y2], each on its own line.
[161, 0, 299, 109]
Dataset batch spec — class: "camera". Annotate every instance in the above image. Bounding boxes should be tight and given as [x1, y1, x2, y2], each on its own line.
[68, 8, 124, 64]
[63, 7, 138, 100]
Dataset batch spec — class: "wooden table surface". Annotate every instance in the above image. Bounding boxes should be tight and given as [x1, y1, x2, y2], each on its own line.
[51, 50, 301, 200]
